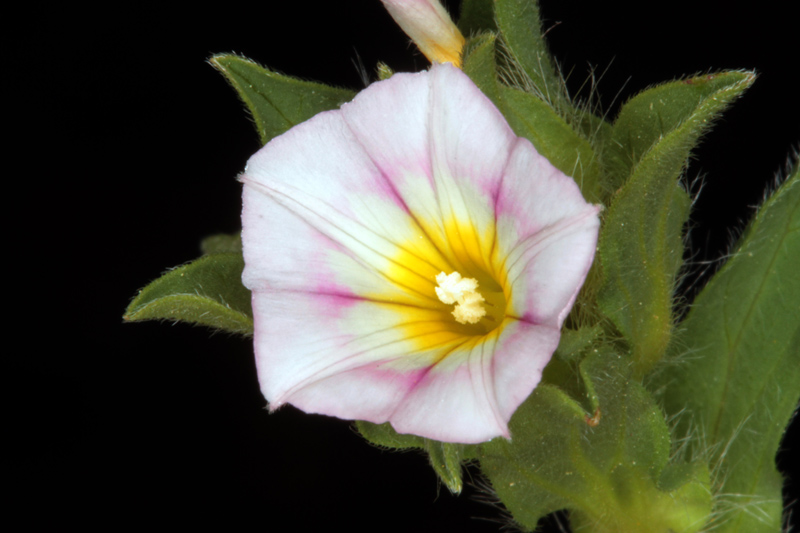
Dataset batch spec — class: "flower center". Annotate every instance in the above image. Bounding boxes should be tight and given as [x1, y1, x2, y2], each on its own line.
[435, 271, 486, 324]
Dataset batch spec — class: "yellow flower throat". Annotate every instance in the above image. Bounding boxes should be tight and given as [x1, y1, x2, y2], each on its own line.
[373, 217, 510, 356]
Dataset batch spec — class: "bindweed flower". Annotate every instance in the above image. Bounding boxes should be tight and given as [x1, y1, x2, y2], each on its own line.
[240, 64, 600, 443]
[381, 0, 465, 67]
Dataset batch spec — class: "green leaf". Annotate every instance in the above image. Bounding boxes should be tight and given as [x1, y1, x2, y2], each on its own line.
[499, 86, 603, 204]
[458, 0, 496, 35]
[598, 178, 690, 377]
[494, 0, 567, 112]
[124, 253, 253, 335]
[653, 167, 800, 532]
[576, 111, 615, 156]
[462, 33, 500, 107]
[479, 350, 711, 532]
[210, 54, 355, 146]
[597, 72, 754, 376]
[605, 71, 755, 191]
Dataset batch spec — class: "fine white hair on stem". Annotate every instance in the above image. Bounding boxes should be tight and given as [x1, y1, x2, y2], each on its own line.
[468, 471, 525, 532]
[350, 48, 370, 88]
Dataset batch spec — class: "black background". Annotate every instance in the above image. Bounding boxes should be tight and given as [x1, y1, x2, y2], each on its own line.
[13, 1, 798, 530]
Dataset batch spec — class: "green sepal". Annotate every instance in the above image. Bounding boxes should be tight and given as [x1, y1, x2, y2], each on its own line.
[458, 0, 496, 35]
[462, 32, 500, 107]
[210, 54, 355, 146]
[652, 166, 800, 532]
[124, 251, 253, 336]
[494, 0, 568, 113]
[355, 421, 426, 450]
[424, 440, 467, 494]
[498, 86, 604, 204]
[200, 232, 242, 255]
[554, 325, 602, 364]
[605, 71, 755, 191]
[597, 72, 754, 376]
[479, 349, 712, 532]
[355, 421, 477, 494]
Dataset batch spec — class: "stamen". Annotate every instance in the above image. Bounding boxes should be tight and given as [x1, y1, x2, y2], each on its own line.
[435, 271, 486, 324]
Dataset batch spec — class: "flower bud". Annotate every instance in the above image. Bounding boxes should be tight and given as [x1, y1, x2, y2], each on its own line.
[381, 0, 466, 68]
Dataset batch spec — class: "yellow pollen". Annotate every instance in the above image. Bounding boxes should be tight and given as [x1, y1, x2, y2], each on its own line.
[435, 271, 486, 325]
